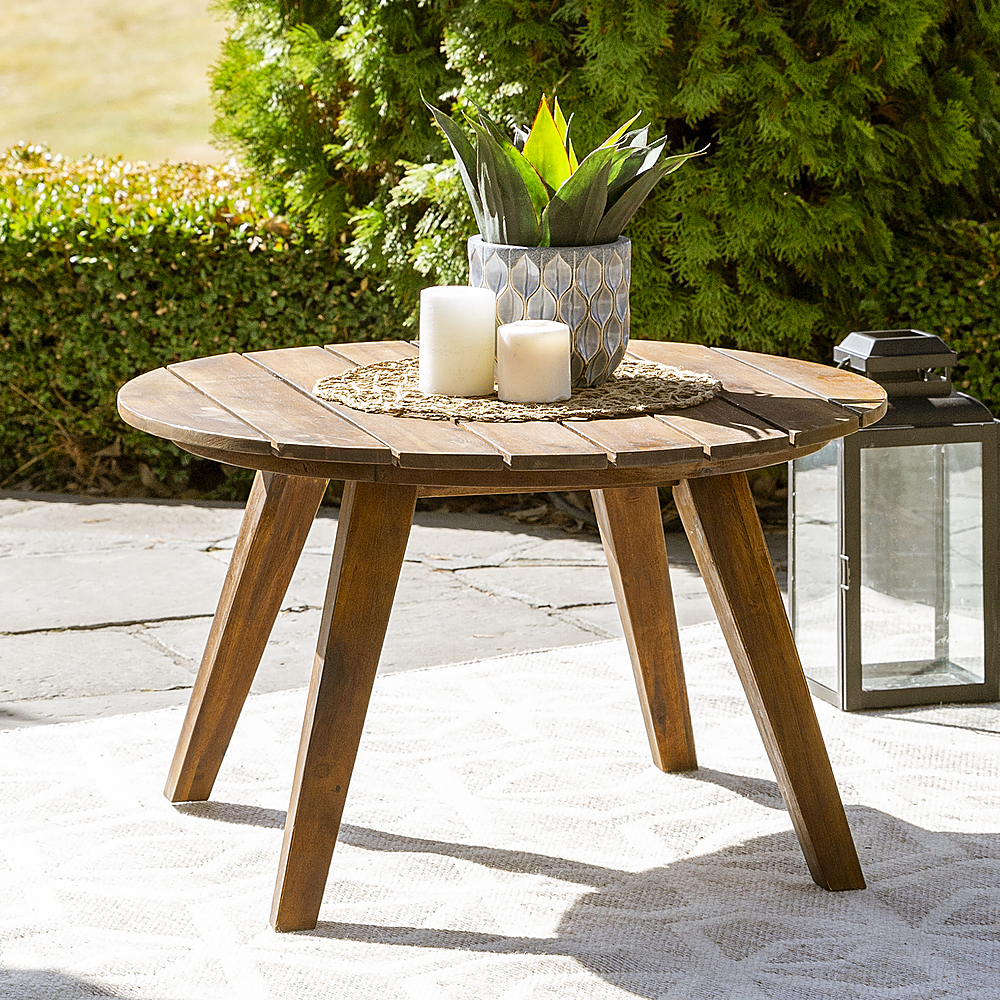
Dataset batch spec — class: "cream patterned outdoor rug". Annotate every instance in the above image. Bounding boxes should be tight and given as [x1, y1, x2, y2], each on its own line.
[2, 623, 999, 1000]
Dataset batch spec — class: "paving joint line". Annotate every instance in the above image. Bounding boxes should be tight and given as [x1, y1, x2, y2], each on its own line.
[548, 610, 619, 640]
[2, 602, 325, 638]
[1, 539, 244, 559]
[1, 614, 217, 636]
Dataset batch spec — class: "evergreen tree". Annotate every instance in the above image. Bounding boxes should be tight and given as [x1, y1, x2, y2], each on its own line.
[211, 0, 1000, 358]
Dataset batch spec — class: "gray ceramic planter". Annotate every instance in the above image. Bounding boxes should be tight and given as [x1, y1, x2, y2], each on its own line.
[468, 235, 631, 388]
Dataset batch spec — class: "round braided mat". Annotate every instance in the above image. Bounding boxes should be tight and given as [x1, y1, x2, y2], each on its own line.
[313, 357, 721, 422]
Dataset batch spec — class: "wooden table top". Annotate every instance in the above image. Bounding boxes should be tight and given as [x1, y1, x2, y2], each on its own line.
[117, 339, 886, 491]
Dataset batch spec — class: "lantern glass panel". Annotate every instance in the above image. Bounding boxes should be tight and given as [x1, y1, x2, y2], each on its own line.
[791, 442, 839, 691]
[859, 441, 984, 690]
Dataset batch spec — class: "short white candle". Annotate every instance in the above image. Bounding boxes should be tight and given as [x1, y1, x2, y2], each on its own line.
[497, 320, 572, 403]
[418, 286, 497, 397]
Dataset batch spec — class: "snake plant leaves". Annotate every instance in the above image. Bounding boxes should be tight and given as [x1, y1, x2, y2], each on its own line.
[594, 148, 704, 244]
[598, 112, 642, 149]
[470, 102, 514, 148]
[543, 145, 627, 246]
[620, 125, 650, 149]
[468, 118, 545, 246]
[552, 99, 579, 172]
[426, 96, 702, 247]
[607, 135, 669, 203]
[496, 137, 549, 235]
[425, 101, 485, 235]
[563, 114, 580, 171]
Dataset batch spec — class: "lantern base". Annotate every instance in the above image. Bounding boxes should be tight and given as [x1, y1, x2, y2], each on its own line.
[861, 658, 983, 691]
[806, 673, 1000, 711]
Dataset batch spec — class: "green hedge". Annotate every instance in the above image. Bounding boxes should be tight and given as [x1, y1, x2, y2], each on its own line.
[3, 144, 997, 503]
[0, 145, 406, 497]
[859, 220, 1000, 414]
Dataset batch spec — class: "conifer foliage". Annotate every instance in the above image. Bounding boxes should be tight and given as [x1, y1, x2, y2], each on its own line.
[212, 0, 1000, 358]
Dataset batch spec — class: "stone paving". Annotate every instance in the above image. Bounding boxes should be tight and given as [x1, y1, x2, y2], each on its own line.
[0, 491, 786, 730]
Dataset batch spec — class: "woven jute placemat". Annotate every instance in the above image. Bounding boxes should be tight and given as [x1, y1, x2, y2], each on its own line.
[313, 357, 721, 422]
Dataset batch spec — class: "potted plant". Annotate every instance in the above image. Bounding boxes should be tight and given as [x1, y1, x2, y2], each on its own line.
[426, 96, 702, 387]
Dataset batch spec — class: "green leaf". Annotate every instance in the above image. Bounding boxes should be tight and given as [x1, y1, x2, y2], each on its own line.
[522, 97, 573, 190]
[552, 97, 568, 141]
[468, 115, 549, 236]
[469, 121, 542, 246]
[607, 136, 668, 202]
[470, 103, 511, 147]
[563, 112, 579, 172]
[502, 143, 550, 227]
[424, 100, 486, 235]
[620, 126, 650, 149]
[542, 145, 625, 246]
[598, 112, 642, 149]
[593, 147, 704, 244]
[552, 99, 579, 169]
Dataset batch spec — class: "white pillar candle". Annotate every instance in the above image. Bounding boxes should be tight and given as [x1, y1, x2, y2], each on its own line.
[418, 286, 497, 397]
[497, 320, 572, 403]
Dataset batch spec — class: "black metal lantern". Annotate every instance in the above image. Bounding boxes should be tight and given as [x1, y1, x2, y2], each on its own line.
[789, 329, 1000, 710]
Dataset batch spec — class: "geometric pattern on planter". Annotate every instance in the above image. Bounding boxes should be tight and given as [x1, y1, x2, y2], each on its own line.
[468, 235, 631, 388]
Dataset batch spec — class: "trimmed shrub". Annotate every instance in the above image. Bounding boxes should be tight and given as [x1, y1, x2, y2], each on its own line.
[211, 0, 1000, 359]
[0, 144, 406, 496]
[860, 220, 1000, 415]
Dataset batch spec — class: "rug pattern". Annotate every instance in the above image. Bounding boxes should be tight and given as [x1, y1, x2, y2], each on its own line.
[1, 623, 999, 999]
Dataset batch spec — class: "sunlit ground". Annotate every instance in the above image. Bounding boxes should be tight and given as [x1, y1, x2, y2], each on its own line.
[0, 0, 229, 163]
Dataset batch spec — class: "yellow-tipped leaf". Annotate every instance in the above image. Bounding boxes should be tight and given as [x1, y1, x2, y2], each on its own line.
[522, 96, 573, 190]
[552, 97, 579, 171]
[598, 111, 642, 149]
[552, 97, 568, 140]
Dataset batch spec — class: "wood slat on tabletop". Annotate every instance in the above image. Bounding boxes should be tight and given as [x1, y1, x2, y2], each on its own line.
[339, 341, 610, 472]
[325, 341, 418, 365]
[247, 346, 504, 471]
[329, 342, 608, 472]
[460, 419, 608, 471]
[564, 415, 705, 468]
[325, 341, 691, 469]
[337, 339, 771, 466]
[715, 348, 887, 427]
[628, 340, 858, 447]
[117, 368, 272, 455]
[654, 398, 790, 460]
[168, 354, 390, 464]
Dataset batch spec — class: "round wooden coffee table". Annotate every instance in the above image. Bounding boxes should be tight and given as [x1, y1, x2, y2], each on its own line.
[118, 339, 886, 931]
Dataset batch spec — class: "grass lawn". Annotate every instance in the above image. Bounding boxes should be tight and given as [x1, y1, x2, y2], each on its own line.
[0, 0, 229, 163]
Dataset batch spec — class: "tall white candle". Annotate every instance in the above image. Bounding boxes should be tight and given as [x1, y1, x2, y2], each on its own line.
[497, 320, 572, 403]
[418, 286, 497, 397]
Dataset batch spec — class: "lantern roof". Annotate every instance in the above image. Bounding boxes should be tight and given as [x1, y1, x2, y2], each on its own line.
[834, 329, 957, 374]
[835, 329, 957, 397]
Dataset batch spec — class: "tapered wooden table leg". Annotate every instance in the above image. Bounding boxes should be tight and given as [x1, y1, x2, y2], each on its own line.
[271, 480, 418, 932]
[593, 487, 697, 772]
[165, 471, 327, 803]
[674, 473, 865, 891]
